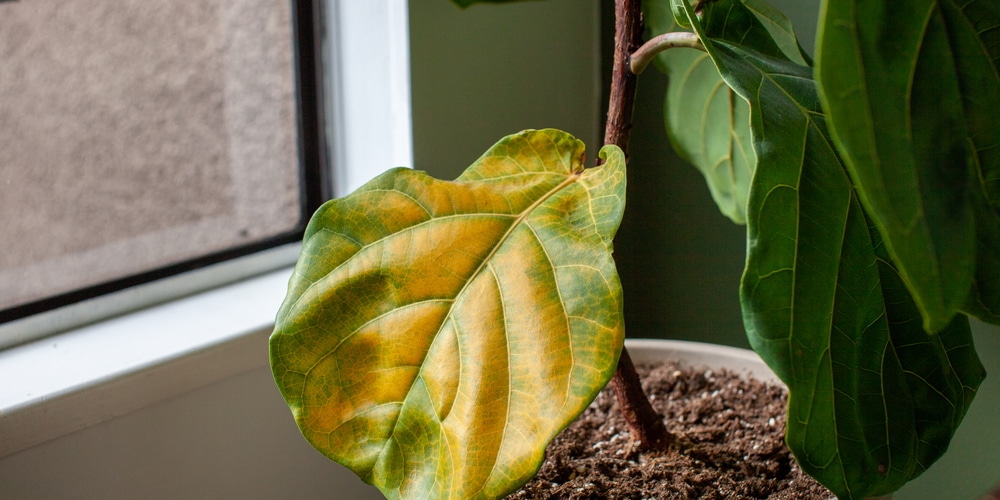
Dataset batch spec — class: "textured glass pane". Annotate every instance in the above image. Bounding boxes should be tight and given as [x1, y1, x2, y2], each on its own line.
[0, 0, 302, 310]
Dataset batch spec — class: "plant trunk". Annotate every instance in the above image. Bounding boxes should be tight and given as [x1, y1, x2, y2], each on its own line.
[604, 0, 674, 450]
[603, 0, 643, 153]
[612, 346, 673, 449]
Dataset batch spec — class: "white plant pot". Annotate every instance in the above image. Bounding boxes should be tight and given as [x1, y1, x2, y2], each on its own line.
[625, 338, 782, 385]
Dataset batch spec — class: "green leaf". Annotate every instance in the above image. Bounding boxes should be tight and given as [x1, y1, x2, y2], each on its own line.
[696, 0, 808, 64]
[938, 0, 1000, 324]
[661, 48, 756, 224]
[270, 130, 627, 500]
[676, 2, 986, 497]
[740, 0, 811, 66]
[643, 1, 755, 224]
[722, 42, 899, 498]
[668, 0, 693, 29]
[645, 0, 813, 67]
[931, 0, 1000, 211]
[870, 225, 985, 484]
[965, 184, 1000, 323]
[662, 0, 811, 63]
[814, 0, 1000, 332]
[644, 0, 810, 224]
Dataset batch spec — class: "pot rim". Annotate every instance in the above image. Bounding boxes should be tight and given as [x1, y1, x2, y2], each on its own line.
[624, 338, 782, 386]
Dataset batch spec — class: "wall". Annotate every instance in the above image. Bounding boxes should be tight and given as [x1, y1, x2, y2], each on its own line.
[408, 0, 602, 179]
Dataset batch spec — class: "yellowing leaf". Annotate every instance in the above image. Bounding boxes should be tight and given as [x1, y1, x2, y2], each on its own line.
[270, 129, 627, 500]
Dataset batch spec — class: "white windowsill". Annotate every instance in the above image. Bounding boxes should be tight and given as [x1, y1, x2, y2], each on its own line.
[0, 267, 292, 458]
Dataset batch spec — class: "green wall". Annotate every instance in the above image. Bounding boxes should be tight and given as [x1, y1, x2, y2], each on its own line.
[617, 70, 750, 346]
[408, 0, 601, 180]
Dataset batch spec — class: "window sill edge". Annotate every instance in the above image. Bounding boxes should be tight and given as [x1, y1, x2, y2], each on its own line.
[0, 268, 292, 458]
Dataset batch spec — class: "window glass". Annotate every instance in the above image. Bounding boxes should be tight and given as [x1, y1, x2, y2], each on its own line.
[0, 0, 304, 313]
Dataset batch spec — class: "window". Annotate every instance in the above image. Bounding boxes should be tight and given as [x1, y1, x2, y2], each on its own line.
[0, 0, 411, 458]
[0, 0, 329, 347]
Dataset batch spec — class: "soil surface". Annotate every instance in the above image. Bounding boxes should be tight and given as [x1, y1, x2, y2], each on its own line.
[508, 361, 832, 499]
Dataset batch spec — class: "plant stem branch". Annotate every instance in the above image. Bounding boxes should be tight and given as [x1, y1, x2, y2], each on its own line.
[630, 32, 703, 75]
[612, 347, 673, 449]
[605, 0, 674, 451]
[603, 0, 644, 154]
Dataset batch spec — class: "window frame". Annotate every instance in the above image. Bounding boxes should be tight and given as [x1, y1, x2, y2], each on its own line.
[0, 0, 412, 458]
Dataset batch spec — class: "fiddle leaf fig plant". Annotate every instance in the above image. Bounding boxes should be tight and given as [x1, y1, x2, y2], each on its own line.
[271, 0, 998, 498]
[271, 130, 628, 499]
[657, 1, 989, 496]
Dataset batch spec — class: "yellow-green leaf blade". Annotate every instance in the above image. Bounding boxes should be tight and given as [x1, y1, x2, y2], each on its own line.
[270, 129, 627, 500]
